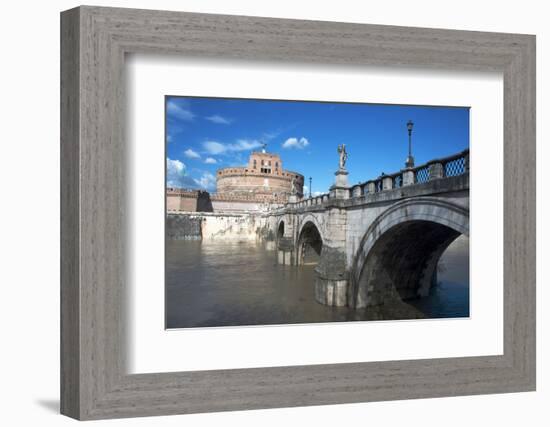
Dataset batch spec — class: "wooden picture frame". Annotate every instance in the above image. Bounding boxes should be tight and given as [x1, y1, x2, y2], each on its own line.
[60, 5, 536, 420]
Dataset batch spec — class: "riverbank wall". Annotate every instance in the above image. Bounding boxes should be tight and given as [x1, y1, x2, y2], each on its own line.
[166, 212, 270, 241]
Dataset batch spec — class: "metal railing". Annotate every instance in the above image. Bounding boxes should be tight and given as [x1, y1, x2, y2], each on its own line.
[363, 148, 469, 194]
[415, 165, 430, 183]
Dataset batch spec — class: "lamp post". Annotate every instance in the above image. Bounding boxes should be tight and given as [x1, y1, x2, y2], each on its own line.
[405, 120, 415, 168]
[309, 176, 312, 198]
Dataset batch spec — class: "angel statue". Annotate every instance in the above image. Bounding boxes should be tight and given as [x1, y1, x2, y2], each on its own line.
[290, 176, 297, 195]
[337, 144, 348, 170]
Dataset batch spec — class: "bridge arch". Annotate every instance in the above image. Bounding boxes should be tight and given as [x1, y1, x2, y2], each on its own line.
[296, 216, 324, 265]
[296, 214, 324, 241]
[277, 219, 285, 241]
[350, 198, 469, 308]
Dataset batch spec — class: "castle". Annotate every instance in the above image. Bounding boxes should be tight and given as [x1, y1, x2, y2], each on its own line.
[167, 147, 304, 213]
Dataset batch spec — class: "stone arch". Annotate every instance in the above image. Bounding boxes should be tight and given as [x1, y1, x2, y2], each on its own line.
[296, 214, 324, 243]
[277, 219, 285, 241]
[296, 217, 324, 265]
[350, 198, 469, 308]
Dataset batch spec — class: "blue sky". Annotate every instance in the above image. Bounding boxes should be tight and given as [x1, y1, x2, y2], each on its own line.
[166, 96, 469, 195]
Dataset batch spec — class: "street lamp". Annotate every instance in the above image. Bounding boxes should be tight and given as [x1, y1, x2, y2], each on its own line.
[405, 120, 415, 168]
[309, 176, 312, 198]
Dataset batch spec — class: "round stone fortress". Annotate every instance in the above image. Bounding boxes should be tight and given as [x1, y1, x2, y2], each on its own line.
[216, 149, 304, 202]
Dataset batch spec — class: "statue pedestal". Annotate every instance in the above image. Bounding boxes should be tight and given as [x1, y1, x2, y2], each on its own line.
[288, 194, 298, 203]
[329, 169, 350, 199]
[334, 168, 349, 186]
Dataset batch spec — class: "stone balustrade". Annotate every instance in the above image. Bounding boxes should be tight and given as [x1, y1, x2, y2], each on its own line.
[280, 149, 469, 210]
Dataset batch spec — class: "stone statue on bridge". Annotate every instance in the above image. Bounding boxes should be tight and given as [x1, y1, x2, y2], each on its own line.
[332, 144, 350, 197]
[337, 144, 348, 170]
[290, 176, 297, 195]
[288, 176, 298, 203]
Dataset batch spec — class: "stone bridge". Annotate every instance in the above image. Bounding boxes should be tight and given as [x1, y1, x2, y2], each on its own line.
[262, 149, 469, 309]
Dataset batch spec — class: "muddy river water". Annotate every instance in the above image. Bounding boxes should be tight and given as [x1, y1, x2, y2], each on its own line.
[165, 235, 469, 329]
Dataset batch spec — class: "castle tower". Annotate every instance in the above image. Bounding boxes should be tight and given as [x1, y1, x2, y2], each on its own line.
[215, 149, 304, 203]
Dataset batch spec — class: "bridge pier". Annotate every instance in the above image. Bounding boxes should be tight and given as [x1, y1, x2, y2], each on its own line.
[310, 164, 353, 306]
[277, 237, 295, 265]
[265, 238, 276, 251]
[264, 227, 277, 251]
[314, 246, 349, 306]
[315, 277, 348, 306]
[313, 205, 350, 307]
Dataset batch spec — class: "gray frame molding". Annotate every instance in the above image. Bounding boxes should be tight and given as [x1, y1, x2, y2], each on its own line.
[60, 6, 536, 420]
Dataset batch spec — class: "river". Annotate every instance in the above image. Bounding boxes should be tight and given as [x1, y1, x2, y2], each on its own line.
[165, 235, 469, 329]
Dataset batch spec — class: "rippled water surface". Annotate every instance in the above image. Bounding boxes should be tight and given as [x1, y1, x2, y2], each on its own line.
[166, 236, 469, 329]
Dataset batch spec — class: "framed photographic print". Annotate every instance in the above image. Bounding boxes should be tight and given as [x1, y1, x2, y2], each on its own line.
[164, 96, 471, 330]
[61, 6, 536, 420]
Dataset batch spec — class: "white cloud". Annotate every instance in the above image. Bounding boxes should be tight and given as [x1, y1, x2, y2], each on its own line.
[233, 139, 262, 151]
[194, 172, 216, 190]
[166, 158, 218, 191]
[282, 137, 309, 149]
[204, 157, 217, 164]
[166, 134, 172, 143]
[203, 139, 262, 155]
[262, 131, 277, 140]
[166, 158, 196, 189]
[313, 191, 323, 197]
[205, 114, 232, 125]
[203, 141, 226, 155]
[166, 100, 195, 121]
[184, 148, 200, 159]
[167, 158, 185, 176]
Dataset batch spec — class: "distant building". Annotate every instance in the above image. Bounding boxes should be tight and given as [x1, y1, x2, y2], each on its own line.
[167, 148, 304, 213]
[166, 188, 213, 212]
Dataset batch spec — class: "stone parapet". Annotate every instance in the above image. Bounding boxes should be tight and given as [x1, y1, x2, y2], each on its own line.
[278, 173, 469, 214]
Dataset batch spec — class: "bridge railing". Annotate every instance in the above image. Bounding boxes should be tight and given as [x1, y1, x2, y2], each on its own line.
[349, 148, 469, 198]
[286, 149, 468, 208]
[414, 148, 469, 182]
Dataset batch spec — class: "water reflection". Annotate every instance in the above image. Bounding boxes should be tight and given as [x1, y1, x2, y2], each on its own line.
[165, 235, 469, 329]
